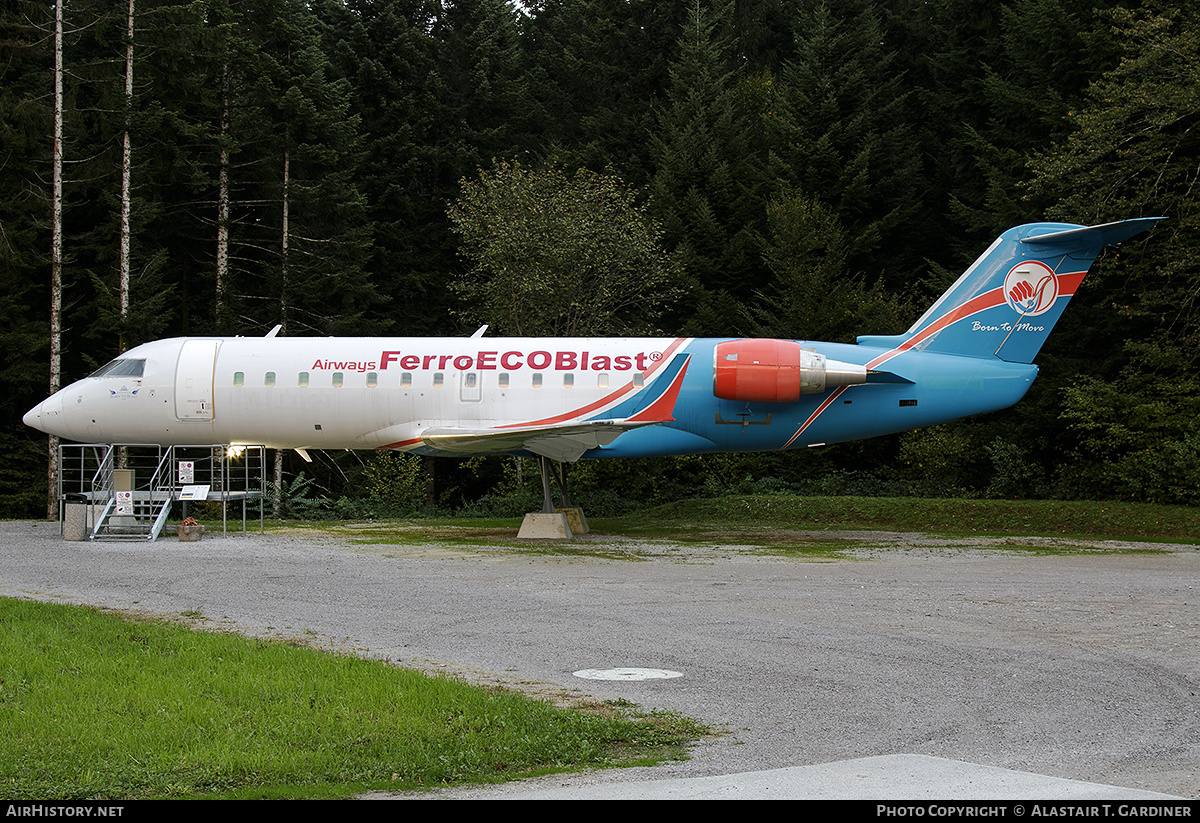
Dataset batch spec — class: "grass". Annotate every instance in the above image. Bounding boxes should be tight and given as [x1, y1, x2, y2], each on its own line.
[601, 494, 1200, 542]
[8, 496, 1192, 797]
[0, 598, 704, 799]
[289, 495, 1197, 557]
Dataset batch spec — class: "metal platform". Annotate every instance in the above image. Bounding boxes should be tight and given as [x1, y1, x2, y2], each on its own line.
[57, 444, 266, 542]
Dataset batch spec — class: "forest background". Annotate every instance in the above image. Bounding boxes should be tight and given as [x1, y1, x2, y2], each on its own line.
[1, 0, 1197, 519]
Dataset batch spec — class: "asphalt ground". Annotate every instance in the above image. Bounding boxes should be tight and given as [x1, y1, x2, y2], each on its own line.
[2, 519, 1197, 800]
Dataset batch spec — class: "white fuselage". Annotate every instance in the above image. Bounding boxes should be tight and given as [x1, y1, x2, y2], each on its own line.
[26, 336, 689, 452]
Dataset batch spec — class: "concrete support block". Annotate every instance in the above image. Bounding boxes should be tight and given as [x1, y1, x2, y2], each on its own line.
[517, 512, 574, 539]
[557, 507, 589, 535]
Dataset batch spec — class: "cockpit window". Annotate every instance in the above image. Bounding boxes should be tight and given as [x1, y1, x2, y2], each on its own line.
[89, 359, 146, 378]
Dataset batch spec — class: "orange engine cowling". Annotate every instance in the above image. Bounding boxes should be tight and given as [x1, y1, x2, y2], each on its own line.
[712, 339, 868, 402]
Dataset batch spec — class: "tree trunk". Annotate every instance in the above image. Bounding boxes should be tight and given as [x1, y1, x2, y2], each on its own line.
[118, 0, 134, 353]
[272, 450, 283, 517]
[47, 0, 64, 520]
[271, 147, 291, 518]
[280, 146, 289, 332]
[216, 60, 230, 327]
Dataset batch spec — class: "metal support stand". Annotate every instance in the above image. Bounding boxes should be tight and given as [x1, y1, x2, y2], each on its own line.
[521, 454, 588, 538]
[538, 455, 556, 513]
[555, 460, 573, 509]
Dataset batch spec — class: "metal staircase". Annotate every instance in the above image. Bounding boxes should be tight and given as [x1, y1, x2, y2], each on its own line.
[58, 444, 266, 542]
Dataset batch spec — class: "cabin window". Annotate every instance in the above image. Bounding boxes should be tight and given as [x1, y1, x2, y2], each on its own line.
[298, 372, 309, 387]
[563, 373, 574, 388]
[366, 372, 377, 388]
[433, 372, 444, 387]
[633, 374, 644, 388]
[597, 373, 609, 389]
[498, 373, 509, 388]
[464, 373, 477, 388]
[532, 373, 543, 388]
[233, 371, 244, 387]
[400, 372, 412, 388]
[332, 372, 344, 388]
[265, 372, 276, 387]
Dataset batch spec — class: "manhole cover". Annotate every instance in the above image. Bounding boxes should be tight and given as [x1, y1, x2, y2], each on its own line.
[572, 667, 683, 681]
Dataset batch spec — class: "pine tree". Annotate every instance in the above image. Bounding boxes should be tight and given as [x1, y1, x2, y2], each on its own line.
[648, 0, 768, 335]
[767, 0, 922, 291]
[0, 1, 57, 517]
[953, 0, 1124, 235]
[754, 192, 910, 343]
[879, 0, 1012, 269]
[431, 0, 539, 169]
[1027, 1, 1200, 502]
[316, 0, 453, 335]
[225, 0, 376, 336]
[520, 0, 690, 183]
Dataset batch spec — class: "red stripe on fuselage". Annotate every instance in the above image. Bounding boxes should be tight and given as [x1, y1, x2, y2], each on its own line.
[379, 437, 422, 450]
[866, 270, 1083, 371]
[780, 271, 1083, 447]
[866, 289, 1004, 369]
[378, 338, 689, 450]
[780, 386, 848, 449]
[627, 355, 690, 423]
[497, 337, 688, 429]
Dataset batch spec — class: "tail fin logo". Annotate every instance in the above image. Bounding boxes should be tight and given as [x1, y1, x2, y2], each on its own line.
[1004, 261, 1058, 317]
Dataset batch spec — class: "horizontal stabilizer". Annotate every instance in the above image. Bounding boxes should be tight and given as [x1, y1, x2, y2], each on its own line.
[865, 369, 913, 385]
[1020, 218, 1165, 249]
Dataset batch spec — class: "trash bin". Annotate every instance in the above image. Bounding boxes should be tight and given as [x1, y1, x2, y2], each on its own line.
[63, 493, 89, 541]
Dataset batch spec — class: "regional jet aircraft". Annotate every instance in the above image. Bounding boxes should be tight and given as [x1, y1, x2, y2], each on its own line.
[24, 219, 1161, 509]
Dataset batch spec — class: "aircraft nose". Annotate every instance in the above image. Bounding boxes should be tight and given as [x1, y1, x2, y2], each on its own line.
[23, 393, 64, 435]
[23, 401, 45, 432]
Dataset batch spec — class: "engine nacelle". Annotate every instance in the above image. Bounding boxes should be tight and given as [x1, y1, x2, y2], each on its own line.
[712, 339, 868, 403]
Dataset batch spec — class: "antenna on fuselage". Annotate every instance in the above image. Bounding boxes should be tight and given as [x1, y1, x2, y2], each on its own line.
[470, 325, 488, 338]
[265, 324, 282, 338]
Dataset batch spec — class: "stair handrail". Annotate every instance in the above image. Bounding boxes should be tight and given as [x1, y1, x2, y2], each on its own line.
[90, 497, 115, 538]
[149, 496, 174, 542]
[89, 445, 116, 499]
[147, 445, 176, 501]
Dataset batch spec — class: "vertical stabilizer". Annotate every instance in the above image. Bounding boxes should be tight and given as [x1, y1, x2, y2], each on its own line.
[856, 218, 1163, 363]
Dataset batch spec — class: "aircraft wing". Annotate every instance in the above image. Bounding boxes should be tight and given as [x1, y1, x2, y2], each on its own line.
[420, 352, 692, 462]
[421, 419, 650, 462]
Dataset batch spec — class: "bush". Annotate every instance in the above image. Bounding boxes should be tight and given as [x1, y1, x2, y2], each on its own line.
[362, 452, 430, 515]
